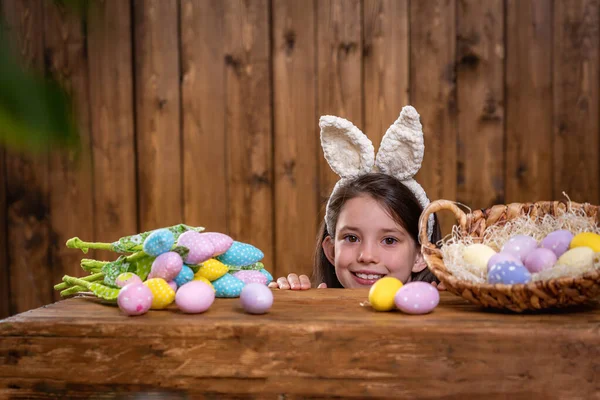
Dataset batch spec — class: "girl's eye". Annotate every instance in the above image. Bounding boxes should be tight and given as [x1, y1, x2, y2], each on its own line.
[344, 235, 358, 243]
[383, 237, 398, 245]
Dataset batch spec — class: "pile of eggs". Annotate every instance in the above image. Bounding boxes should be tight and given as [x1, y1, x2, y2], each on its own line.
[116, 228, 274, 316]
[462, 231, 600, 285]
[367, 277, 440, 315]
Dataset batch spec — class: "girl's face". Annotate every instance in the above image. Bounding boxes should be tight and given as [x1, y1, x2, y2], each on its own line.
[322, 194, 426, 288]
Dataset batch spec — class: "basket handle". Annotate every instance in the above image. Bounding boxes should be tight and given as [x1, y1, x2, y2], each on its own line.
[419, 199, 468, 257]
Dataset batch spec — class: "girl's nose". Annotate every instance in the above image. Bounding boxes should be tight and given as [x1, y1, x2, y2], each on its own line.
[357, 242, 379, 264]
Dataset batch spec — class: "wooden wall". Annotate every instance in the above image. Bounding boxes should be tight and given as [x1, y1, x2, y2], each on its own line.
[1, 0, 599, 317]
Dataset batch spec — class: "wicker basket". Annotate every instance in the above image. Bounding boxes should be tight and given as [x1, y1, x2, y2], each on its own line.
[418, 199, 600, 312]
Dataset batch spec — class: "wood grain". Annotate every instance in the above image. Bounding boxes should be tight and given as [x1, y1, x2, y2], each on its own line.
[134, 0, 183, 231]
[456, 0, 504, 210]
[0, 146, 7, 318]
[553, 0, 600, 204]
[506, 0, 553, 203]
[272, 0, 318, 278]
[1, 290, 599, 398]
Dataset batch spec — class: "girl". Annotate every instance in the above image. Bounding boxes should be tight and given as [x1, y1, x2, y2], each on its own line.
[269, 106, 442, 290]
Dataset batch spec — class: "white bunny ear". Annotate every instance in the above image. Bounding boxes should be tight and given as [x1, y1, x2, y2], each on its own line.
[375, 105, 425, 181]
[320, 115, 375, 178]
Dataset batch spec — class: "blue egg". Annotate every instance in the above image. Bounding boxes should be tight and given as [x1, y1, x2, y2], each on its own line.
[488, 261, 532, 285]
[212, 273, 245, 298]
[174, 265, 194, 287]
[259, 268, 273, 284]
[143, 229, 175, 257]
[216, 241, 264, 267]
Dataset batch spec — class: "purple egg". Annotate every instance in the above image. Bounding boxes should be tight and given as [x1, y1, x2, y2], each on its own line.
[523, 248, 557, 273]
[394, 282, 440, 315]
[175, 281, 215, 314]
[148, 251, 183, 281]
[167, 280, 178, 292]
[486, 252, 523, 272]
[540, 230, 574, 258]
[488, 261, 531, 285]
[501, 235, 538, 261]
[233, 270, 268, 285]
[117, 283, 153, 316]
[240, 283, 273, 314]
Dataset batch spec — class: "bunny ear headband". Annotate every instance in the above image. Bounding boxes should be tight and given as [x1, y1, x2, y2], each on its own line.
[320, 105, 435, 242]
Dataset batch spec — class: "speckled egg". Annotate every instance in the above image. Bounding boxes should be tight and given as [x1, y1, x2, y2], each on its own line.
[368, 277, 403, 311]
[463, 244, 497, 273]
[202, 232, 234, 256]
[174, 265, 195, 287]
[175, 281, 215, 314]
[212, 273, 245, 298]
[177, 230, 215, 265]
[240, 283, 274, 314]
[167, 280, 178, 292]
[501, 235, 538, 261]
[117, 283, 153, 316]
[523, 248, 557, 273]
[143, 229, 175, 257]
[115, 272, 142, 288]
[488, 261, 532, 285]
[143, 278, 176, 309]
[570, 232, 600, 252]
[394, 282, 439, 315]
[487, 252, 522, 272]
[216, 241, 264, 267]
[148, 251, 183, 281]
[556, 247, 595, 269]
[540, 230, 574, 257]
[259, 268, 273, 284]
[195, 258, 228, 281]
[232, 270, 268, 285]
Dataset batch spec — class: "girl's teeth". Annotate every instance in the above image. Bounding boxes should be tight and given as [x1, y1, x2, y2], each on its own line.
[356, 273, 383, 280]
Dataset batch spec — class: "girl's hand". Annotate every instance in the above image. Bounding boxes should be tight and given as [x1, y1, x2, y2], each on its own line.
[268, 273, 326, 290]
[431, 281, 446, 291]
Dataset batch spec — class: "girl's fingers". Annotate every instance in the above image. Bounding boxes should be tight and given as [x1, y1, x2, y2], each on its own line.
[267, 282, 279, 289]
[287, 273, 301, 290]
[276, 276, 291, 290]
[299, 275, 311, 290]
[317, 282, 327, 289]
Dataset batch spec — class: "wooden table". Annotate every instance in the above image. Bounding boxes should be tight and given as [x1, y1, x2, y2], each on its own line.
[1, 289, 599, 399]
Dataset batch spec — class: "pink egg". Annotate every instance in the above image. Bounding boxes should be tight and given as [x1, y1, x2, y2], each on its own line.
[540, 230, 574, 258]
[175, 281, 215, 314]
[240, 283, 273, 314]
[394, 282, 440, 315]
[487, 252, 523, 272]
[148, 251, 183, 281]
[177, 231, 215, 264]
[501, 235, 538, 261]
[167, 280, 178, 292]
[202, 232, 234, 256]
[232, 270, 268, 285]
[117, 283, 153, 316]
[523, 248, 557, 273]
[115, 272, 142, 288]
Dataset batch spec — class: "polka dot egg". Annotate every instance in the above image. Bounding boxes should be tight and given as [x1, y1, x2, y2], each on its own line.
[195, 258, 228, 281]
[202, 232, 234, 256]
[174, 264, 195, 287]
[143, 228, 175, 257]
[143, 278, 176, 309]
[216, 241, 264, 267]
[232, 270, 268, 285]
[117, 283, 153, 316]
[148, 251, 183, 282]
[212, 273, 245, 298]
[258, 268, 273, 284]
[177, 231, 214, 265]
[394, 282, 440, 315]
[488, 261, 531, 285]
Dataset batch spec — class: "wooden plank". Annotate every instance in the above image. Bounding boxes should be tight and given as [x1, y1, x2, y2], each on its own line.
[134, 0, 182, 231]
[0, 146, 7, 318]
[363, 0, 409, 149]
[223, 0, 273, 267]
[456, 0, 504, 209]
[410, 0, 457, 236]
[180, 0, 227, 233]
[86, 0, 137, 259]
[43, 0, 96, 298]
[316, 0, 363, 209]
[506, 0, 553, 203]
[272, 0, 317, 278]
[553, 0, 600, 204]
[2, 0, 52, 314]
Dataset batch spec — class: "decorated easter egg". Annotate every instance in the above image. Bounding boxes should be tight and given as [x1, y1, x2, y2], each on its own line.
[259, 268, 273, 284]
[177, 230, 214, 264]
[523, 248, 557, 273]
[143, 229, 175, 257]
[233, 270, 268, 285]
[117, 283, 153, 316]
[217, 241, 264, 267]
[167, 280, 178, 292]
[556, 247, 595, 269]
[570, 232, 600, 252]
[540, 230, 574, 257]
[115, 272, 142, 288]
[501, 235, 538, 261]
[488, 261, 531, 285]
[174, 265, 195, 287]
[148, 251, 183, 281]
[240, 283, 274, 314]
[193, 275, 215, 291]
[202, 232, 234, 256]
[368, 277, 403, 311]
[144, 278, 176, 309]
[195, 258, 229, 281]
[463, 244, 497, 272]
[487, 252, 522, 272]
[212, 273, 245, 298]
[175, 281, 215, 314]
[394, 282, 440, 315]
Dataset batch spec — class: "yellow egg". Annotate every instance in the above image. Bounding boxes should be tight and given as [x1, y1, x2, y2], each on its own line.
[193, 275, 216, 291]
[195, 258, 228, 281]
[368, 277, 403, 311]
[556, 247, 595, 269]
[143, 278, 175, 309]
[569, 232, 600, 252]
[462, 244, 497, 272]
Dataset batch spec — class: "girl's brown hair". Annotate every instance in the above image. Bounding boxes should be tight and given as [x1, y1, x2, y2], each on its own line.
[312, 173, 441, 288]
